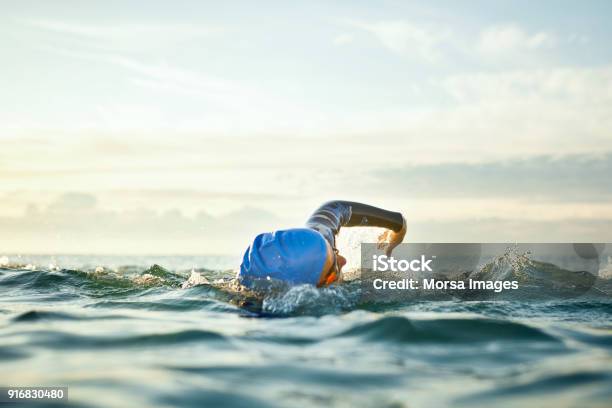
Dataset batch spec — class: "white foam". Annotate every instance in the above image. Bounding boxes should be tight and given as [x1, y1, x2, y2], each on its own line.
[181, 269, 210, 289]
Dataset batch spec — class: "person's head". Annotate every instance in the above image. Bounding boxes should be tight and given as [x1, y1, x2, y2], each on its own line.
[238, 228, 344, 288]
[317, 238, 347, 286]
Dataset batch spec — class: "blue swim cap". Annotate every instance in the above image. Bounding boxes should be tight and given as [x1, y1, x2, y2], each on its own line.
[238, 228, 328, 287]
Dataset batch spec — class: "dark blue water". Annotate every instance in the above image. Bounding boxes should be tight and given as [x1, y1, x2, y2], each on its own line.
[1, 253, 611, 408]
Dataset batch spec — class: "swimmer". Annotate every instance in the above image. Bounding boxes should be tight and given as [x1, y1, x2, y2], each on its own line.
[238, 201, 406, 288]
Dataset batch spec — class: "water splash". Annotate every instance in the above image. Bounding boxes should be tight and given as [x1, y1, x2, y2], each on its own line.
[261, 282, 360, 316]
[182, 270, 211, 289]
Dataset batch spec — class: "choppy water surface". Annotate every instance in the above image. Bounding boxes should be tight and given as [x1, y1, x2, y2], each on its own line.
[1, 252, 611, 408]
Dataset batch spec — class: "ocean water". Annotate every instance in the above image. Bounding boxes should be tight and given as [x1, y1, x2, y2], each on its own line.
[1, 251, 611, 408]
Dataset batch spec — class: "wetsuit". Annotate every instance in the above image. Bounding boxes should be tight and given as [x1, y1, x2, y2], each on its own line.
[306, 201, 404, 248]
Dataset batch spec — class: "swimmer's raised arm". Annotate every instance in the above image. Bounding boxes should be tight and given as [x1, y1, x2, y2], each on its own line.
[306, 200, 406, 255]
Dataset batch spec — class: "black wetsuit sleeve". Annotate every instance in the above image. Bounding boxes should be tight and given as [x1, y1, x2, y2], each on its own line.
[305, 200, 404, 246]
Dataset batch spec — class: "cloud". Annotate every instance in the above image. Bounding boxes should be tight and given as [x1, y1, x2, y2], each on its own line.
[441, 65, 612, 103]
[567, 33, 590, 45]
[16, 18, 222, 52]
[333, 33, 354, 46]
[13, 18, 305, 134]
[373, 153, 612, 202]
[341, 20, 560, 64]
[52, 51, 251, 100]
[3, 191, 612, 255]
[0, 193, 281, 255]
[21, 18, 218, 38]
[30, 41, 318, 134]
[478, 23, 556, 56]
[47, 192, 97, 212]
[347, 20, 450, 61]
[407, 217, 612, 242]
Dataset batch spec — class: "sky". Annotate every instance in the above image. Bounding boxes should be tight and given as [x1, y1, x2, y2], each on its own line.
[1, 0, 612, 254]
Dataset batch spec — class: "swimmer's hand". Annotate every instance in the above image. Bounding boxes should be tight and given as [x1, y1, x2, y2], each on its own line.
[377, 216, 407, 256]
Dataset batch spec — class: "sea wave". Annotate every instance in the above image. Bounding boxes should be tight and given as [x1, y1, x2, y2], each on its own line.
[1, 247, 610, 318]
